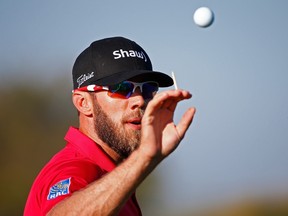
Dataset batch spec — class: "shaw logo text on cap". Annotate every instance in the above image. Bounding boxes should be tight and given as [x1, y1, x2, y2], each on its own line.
[113, 49, 147, 62]
[72, 36, 173, 89]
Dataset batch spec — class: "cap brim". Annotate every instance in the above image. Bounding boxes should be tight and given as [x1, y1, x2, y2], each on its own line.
[93, 70, 174, 87]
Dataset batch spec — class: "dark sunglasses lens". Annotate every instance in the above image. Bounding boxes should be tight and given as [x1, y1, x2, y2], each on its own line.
[108, 82, 134, 98]
[142, 82, 159, 99]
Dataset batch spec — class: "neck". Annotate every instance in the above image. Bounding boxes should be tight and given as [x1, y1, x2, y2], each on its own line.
[97, 142, 123, 164]
[79, 123, 123, 165]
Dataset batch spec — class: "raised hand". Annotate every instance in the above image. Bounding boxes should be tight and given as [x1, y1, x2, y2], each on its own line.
[140, 89, 196, 163]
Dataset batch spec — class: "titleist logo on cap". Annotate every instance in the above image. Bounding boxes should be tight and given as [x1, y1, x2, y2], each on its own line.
[77, 72, 94, 88]
[113, 49, 147, 62]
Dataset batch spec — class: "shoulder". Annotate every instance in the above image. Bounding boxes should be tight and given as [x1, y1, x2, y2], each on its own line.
[37, 154, 105, 189]
[27, 156, 107, 215]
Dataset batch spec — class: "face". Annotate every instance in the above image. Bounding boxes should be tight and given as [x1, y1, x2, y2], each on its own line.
[91, 89, 147, 159]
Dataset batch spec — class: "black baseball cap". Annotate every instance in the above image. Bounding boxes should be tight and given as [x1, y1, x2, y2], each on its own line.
[72, 37, 173, 89]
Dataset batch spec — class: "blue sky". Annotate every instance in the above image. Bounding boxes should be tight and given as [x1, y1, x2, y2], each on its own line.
[1, 0, 288, 214]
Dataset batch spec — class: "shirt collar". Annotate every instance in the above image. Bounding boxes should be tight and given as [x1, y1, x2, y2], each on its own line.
[64, 126, 116, 172]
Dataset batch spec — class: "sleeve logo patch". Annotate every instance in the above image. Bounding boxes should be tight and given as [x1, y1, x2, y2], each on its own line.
[47, 178, 71, 200]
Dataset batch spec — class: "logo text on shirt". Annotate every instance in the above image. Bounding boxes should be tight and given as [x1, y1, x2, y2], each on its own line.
[47, 178, 71, 200]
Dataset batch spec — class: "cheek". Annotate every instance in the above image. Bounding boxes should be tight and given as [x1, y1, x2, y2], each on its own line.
[99, 98, 128, 123]
[109, 108, 123, 123]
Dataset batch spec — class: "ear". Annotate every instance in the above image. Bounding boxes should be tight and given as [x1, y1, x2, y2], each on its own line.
[72, 91, 93, 116]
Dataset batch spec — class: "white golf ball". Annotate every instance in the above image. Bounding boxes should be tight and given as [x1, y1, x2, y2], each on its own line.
[193, 7, 214, 28]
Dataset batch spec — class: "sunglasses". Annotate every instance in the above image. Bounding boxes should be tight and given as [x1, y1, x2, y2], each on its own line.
[74, 81, 159, 100]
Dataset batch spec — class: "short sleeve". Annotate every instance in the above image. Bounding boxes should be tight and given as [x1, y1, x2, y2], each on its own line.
[39, 159, 105, 215]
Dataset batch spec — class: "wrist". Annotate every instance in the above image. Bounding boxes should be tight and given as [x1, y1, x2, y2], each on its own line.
[130, 147, 161, 174]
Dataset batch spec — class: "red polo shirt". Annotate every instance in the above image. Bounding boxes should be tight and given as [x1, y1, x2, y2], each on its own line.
[24, 127, 142, 216]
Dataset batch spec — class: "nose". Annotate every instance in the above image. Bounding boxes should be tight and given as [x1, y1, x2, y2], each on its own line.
[129, 87, 146, 110]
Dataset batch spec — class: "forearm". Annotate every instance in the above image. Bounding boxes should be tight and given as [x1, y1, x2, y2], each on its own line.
[47, 90, 195, 216]
[47, 149, 156, 216]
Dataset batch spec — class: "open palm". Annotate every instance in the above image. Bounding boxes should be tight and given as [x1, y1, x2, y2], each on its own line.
[140, 90, 196, 162]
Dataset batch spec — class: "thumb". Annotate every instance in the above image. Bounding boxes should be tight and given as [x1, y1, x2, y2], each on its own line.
[176, 107, 196, 140]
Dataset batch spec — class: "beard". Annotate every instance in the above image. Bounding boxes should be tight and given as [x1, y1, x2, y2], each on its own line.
[92, 97, 144, 159]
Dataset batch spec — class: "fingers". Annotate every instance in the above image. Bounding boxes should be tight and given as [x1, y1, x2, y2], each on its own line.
[140, 89, 196, 161]
[176, 107, 196, 140]
[145, 90, 192, 115]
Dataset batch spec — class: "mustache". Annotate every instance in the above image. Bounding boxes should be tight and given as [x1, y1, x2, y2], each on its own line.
[122, 108, 145, 122]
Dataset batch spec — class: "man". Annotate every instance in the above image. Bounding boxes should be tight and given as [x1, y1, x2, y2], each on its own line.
[24, 36, 196, 216]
